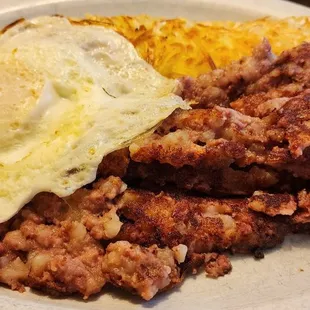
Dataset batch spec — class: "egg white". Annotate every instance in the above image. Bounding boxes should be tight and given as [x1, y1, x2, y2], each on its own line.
[0, 16, 188, 222]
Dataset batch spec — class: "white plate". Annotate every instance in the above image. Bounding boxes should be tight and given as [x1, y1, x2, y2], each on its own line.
[1, 1, 310, 309]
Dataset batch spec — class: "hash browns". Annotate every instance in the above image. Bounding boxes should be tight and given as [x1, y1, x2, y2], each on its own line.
[72, 15, 310, 78]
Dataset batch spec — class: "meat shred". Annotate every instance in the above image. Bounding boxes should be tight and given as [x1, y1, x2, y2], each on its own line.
[180, 39, 274, 108]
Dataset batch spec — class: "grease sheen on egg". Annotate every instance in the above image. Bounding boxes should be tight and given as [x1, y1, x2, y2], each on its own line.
[0, 16, 188, 222]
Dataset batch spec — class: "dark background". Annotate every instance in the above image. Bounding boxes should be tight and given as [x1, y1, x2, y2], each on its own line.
[290, 0, 310, 6]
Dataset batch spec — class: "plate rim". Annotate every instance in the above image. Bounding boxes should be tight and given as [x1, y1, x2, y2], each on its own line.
[1, 0, 310, 17]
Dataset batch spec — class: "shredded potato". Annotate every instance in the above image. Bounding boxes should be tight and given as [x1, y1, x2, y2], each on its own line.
[71, 15, 310, 78]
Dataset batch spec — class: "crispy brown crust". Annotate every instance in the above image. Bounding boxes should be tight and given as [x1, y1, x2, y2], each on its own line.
[129, 108, 267, 169]
[246, 42, 310, 96]
[230, 43, 310, 119]
[180, 39, 274, 108]
[248, 191, 297, 217]
[127, 162, 283, 196]
[185, 252, 232, 278]
[1, 18, 25, 34]
[3, 220, 106, 298]
[97, 149, 130, 178]
[102, 241, 181, 300]
[292, 190, 310, 226]
[271, 92, 310, 159]
[0, 178, 184, 300]
[204, 253, 232, 278]
[0, 175, 309, 299]
[129, 90, 310, 180]
[116, 189, 289, 254]
[231, 90, 293, 118]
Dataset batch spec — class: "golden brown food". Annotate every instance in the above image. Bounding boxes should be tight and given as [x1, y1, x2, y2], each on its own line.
[102, 241, 182, 300]
[0, 174, 309, 299]
[293, 190, 310, 225]
[130, 107, 267, 168]
[2, 220, 106, 298]
[129, 91, 310, 181]
[0, 178, 183, 300]
[248, 191, 297, 217]
[231, 43, 310, 117]
[71, 15, 310, 78]
[95, 42, 310, 198]
[245, 43, 310, 95]
[116, 188, 290, 254]
[97, 149, 130, 178]
[127, 162, 282, 196]
[180, 39, 274, 108]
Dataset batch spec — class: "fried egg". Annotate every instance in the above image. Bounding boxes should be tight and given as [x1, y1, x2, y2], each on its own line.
[0, 16, 188, 222]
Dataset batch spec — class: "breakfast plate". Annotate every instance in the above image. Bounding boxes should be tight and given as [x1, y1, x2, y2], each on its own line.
[0, 0, 309, 24]
[1, 0, 310, 309]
